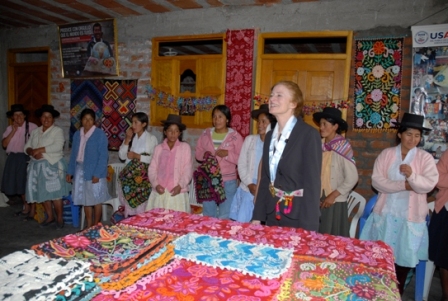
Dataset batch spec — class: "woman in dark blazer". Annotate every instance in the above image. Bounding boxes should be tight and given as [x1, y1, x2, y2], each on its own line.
[252, 81, 322, 231]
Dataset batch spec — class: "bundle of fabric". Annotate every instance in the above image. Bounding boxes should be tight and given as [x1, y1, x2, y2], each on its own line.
[0, 249, 95, 301]
[32, 224, 175, 289]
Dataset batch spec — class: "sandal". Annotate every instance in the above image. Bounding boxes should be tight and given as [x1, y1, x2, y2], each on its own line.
[39, 219, 55, 228]
[15, 210, 30, 217]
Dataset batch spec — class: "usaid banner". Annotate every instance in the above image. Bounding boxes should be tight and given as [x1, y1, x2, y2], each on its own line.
[412, 24, 448, 47]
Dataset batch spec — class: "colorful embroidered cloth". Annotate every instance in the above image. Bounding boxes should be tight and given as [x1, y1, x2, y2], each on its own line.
[118, 153, 151, 208]
[92, 259, 288, 301]
[275, 255, 399, 301]
[122, 209, 396, 274]
[55, 280, 101, 301]
[70, 80, 104, 147]
[32, 224, 172, 277]
[0, 249, 93, 301]
[173, 232, 293, 279]
[193, 151, 226, 204]
[322, 134, 355, 164]
[224, 29, 255, 137]
[354, 38, 403, 131]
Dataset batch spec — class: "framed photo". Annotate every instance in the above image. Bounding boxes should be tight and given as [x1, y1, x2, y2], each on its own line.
[58, 19, 118, 78]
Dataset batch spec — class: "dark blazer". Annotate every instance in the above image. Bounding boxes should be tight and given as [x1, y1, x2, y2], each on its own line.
[252, 117, 322, 231]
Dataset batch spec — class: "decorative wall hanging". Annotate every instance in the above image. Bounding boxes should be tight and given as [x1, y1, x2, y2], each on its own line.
[353, 38, 403, 131]
[144, 84, 217, 113]
[58, 19, 118, 78]
[224, 29, 255, 138]
[70, 79, 137, 150]
[70, 80, 104, 146]
[410, 24, 448, 158]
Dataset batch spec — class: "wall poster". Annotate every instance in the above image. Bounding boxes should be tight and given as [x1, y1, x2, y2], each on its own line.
[411, 23, 448, 159]
[58, 19, 118, 78]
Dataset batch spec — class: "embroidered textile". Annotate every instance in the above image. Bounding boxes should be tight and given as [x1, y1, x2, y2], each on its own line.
[0, 249, 93, 301]
[70, 79, 137, 150]
[70, 80, 104, 147]
[122, 209, 397, 273]
[93, 259, 287, 301]
[354, 38, 403, 131]
[55, 280, 101, 301]
[322, 134, 356, 164]
[275, 255, 399, 300]
[173, 232, 293, 279]
[101, 80, 137, 150]
[193, 151, 226, 204]
[118, 153, 151, 208]
[224, 29, 255, 137]
[32, 224, 172, 277]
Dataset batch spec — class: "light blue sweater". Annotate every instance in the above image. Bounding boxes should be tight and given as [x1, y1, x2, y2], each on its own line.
[67, 127, 109, 180]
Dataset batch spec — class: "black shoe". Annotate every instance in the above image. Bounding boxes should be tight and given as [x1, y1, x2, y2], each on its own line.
[39, 219, 55, 228]
[56, 221, 65, 229]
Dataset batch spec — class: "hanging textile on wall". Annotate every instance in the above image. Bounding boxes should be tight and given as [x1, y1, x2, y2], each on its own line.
[70, 80, 104, 147]
[101, 80, 137, 150]
[224, 29, 255, 138]
[353, 38, 403, 132]
[70, 79, 137, 150]
[410, 24, 448, 158]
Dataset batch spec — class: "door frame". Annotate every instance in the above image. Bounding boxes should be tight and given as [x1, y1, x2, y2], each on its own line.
[7, 47, 50, 113]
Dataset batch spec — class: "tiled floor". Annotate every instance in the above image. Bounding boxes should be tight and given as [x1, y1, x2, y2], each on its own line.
[0, 199, 443, 300]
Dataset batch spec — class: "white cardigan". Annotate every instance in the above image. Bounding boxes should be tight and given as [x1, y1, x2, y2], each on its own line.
[237, 135, 262, 192]
[118, 131, 158, 164]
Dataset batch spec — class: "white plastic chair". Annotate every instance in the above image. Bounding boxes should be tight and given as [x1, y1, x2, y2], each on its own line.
[188, 179, 203, 215]
[347, 191, 366, 238]
[80, 162, 124, 230]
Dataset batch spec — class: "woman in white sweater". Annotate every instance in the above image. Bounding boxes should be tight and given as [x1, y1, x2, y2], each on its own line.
[118, 112, 158, 217]
[230, 104, 276, 222]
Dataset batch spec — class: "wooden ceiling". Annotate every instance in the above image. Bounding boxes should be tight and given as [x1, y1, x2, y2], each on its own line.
[0, 0, 317, 29]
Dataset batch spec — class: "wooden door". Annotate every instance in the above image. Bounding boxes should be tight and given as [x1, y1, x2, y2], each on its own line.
[13, 64, 48, 125]
[258, 58, 346, 127]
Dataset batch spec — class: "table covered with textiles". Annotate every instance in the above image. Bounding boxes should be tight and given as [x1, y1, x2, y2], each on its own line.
[1, 209, 401, 301]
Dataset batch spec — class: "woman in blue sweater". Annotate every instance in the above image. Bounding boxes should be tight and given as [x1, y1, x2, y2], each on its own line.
[66, 109, 110, 228]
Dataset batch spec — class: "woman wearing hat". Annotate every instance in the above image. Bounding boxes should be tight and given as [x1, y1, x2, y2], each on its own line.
[313, 107, 358, 237]
[146, 114, 192, 212]
[24, 104, 70, 228]
[66, 108, 110, 229]
[360, 112, 439, 296]
[229, 104, 276, 222]
[2, 104, 37, 217]
[118, 112, 158, 217]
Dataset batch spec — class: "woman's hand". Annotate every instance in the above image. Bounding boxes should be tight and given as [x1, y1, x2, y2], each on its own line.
[30, 148, 44, 160]
[65, 174, 72, 183]
[170, 185, 181, 196]
[399, 164, 413, 178]
[155, 185, 165, 195]
[248, 183, 257, 196]
[125, 127, 134, 141]
[215, 149, 228, 158]
[320, 195, 337, 209]
[405, 180, 415, 192]
[127, 151, 139, 160]
[92, 176, 99, 184]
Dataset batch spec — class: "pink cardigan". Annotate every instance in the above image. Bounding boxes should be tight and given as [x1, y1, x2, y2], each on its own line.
[435, 149, 448, 213]
[148, 140, 192, 193]
[195, 128, 243, 182]
[372, 146, 438, 223]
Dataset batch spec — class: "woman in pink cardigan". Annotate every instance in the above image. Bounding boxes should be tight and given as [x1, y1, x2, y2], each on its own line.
[146, 115, 192, 213]
[429, 149, 448, 301]
[195, 105, 243, 219]
[360, 113, 438, 296]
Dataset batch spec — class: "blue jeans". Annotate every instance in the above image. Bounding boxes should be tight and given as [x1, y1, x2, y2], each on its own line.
[202, 179, 237, 219]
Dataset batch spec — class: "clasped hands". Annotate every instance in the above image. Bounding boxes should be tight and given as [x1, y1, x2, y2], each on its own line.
[155, 184, 181, 196]
[26, 147, 44, 160]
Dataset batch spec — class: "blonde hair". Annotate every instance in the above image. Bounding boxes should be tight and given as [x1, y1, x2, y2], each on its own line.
[272, 81, 304, 117]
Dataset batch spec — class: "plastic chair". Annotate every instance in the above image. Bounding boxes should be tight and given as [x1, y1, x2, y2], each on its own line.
[80, 163, 124, 230]
[347, 191, 366, 238]
[359, 194, 434, 301]
[188, 179, 203, 215]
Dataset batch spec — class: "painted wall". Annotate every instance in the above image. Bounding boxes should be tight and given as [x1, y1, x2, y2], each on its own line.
[1, 0, 447, 200]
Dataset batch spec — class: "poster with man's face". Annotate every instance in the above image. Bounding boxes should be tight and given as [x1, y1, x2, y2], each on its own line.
[58, 19, 118, 78]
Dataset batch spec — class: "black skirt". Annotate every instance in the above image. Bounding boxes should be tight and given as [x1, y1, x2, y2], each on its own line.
[1, 153, 29, 195]
[428, 206, 448, 269]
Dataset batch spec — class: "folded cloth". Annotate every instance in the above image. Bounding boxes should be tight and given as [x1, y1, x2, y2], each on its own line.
[173, 232, 293, 279]
[0, 249, 92, 301]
